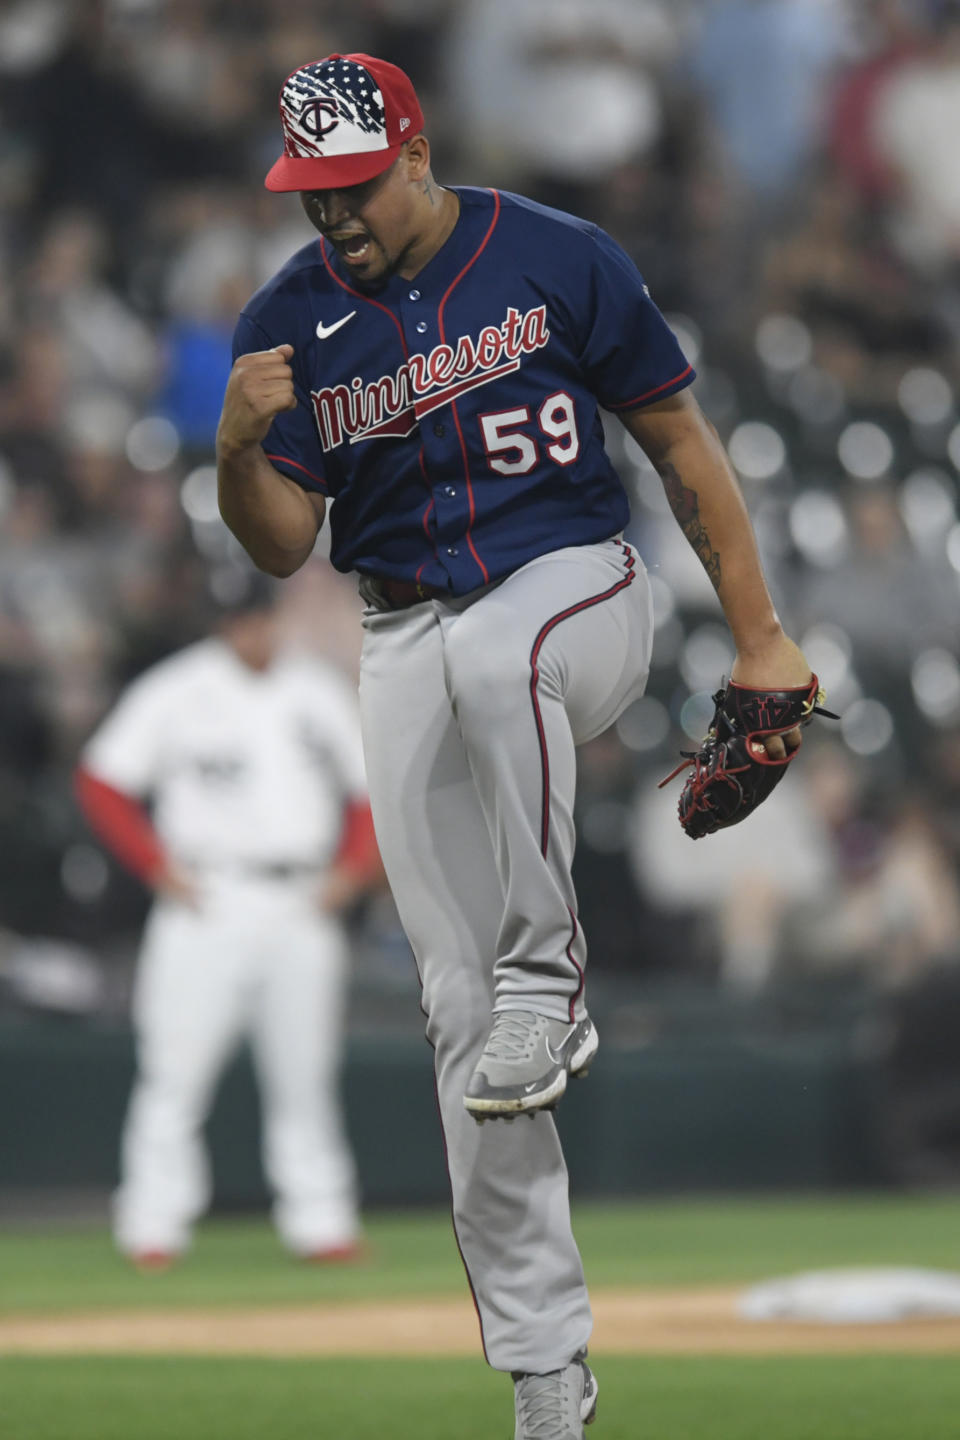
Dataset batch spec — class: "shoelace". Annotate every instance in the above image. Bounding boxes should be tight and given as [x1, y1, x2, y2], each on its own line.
[481, 1011, 545, 1063]
[515, 1369, 575, 1438]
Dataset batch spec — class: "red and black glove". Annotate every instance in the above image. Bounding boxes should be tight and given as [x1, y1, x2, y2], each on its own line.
[659, 675, 837, 840]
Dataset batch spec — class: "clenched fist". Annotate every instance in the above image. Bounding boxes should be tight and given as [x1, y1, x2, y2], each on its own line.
[217, 344, 298, 458]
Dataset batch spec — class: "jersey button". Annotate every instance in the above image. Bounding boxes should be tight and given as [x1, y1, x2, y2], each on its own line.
[408, 289, 421, 301]
[415, 321, 428, 334]
[433, 423, 446, 437]
[446, 545, 459, 557]
[444, 485, 457, 497]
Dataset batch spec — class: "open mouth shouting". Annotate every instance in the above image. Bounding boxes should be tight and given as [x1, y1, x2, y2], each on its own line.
[329, 230, 374, 267]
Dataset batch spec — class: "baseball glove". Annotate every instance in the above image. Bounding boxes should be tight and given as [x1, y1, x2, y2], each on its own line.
[659, 674, 837, 840]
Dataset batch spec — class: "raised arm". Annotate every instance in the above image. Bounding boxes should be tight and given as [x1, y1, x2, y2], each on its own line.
[216, 344, 325, 577]
[621, 388, 811, 756]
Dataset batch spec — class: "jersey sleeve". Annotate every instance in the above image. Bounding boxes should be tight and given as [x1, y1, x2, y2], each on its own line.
[577, 228, 695, 413]
[80, 669, 172, 798]
[232, 311, 329, 494]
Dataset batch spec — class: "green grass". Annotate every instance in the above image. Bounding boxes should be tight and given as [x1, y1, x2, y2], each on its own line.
[4, 1197, 960, 1438]
[2, 1194, 960, 1313]
[3, 1355, 960, 1440]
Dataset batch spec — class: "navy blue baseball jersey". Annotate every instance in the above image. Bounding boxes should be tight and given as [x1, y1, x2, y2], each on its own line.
[233, 187, 694, 595]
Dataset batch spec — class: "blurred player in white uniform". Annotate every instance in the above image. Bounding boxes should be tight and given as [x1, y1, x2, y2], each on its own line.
[75, 571, 380, 1269]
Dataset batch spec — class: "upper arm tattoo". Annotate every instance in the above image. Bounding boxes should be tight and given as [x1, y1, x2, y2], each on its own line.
[659, 462, 722, 591]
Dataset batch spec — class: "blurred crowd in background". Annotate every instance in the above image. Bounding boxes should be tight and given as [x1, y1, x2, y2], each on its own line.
[0, 0, 959, 1025]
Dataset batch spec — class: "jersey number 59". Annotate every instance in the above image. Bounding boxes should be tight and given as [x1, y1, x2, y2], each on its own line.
[478, 393, 580, 475]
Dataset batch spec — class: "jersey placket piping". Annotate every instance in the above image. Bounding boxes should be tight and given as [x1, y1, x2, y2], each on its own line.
[319, 240, 411, 355]
[322, 238, 442, 582]
[321, 239, 463, 589]
[433, 189, 503, 588]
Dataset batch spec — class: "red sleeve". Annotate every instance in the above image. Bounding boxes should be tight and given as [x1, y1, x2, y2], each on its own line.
[331, 800, 381, 882]
[74, 766, 167, 886]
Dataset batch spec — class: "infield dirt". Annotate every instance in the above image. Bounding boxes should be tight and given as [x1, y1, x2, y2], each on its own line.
[3, 1286, 960, 1356]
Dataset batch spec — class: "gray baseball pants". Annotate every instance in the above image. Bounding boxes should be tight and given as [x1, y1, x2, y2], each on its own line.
[358, 538, 653, 1373]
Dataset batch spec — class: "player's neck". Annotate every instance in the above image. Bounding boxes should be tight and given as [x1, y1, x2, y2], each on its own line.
[397, 185, 460, 281]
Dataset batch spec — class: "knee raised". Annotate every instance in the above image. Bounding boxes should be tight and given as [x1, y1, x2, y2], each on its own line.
[443, 618, 539, 722]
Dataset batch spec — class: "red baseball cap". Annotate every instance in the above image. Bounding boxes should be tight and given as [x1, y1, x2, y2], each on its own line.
[265, 53, 425, 193]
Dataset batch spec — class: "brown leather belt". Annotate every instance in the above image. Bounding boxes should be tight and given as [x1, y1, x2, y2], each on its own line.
[369, 576, 450, 610]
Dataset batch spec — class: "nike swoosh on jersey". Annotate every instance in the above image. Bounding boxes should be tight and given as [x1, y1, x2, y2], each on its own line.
[316, 311, 356, 339]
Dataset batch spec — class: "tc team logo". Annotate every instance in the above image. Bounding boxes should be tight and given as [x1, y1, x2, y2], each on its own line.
[310, 305, 551, 451]
[298, 99, 340, 141]
[279, 59, 387, 158]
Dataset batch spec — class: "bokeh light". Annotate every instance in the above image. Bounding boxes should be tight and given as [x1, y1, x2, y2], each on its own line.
[679, 690, 718, 741]
[180, 465, 220, 523]
[840, 699, 894, 756]
[837, 422, 894, 482]
[786, 366, 846, 425]
[755, 313, 813, 374]
[728, 421, 787, 483]
[898, 468, 957, 551]
[911, 649, 960, 725]
[789, 491, 848, 567]
[679, 623, 735, 694]
[616, 695, 671, 753]
[898, 368, 954, 427]
[125, 416, 181, 472]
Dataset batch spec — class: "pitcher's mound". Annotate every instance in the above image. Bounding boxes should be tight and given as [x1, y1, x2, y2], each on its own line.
[740, 1269, 960, 1325]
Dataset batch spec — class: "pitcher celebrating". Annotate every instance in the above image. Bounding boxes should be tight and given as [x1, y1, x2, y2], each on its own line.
[217, 52, 812, 1439]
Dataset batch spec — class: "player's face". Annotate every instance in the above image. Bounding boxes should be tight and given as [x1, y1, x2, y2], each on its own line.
[300, 156, 419, 287]
[221, 609, 278, 671]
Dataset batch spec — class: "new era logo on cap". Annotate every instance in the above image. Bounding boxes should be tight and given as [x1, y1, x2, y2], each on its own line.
[265, 52, 425, 193]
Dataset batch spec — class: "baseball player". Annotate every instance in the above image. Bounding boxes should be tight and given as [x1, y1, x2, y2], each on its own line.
[74, 572, 380, 1269]
[216, 53, 813, 1438]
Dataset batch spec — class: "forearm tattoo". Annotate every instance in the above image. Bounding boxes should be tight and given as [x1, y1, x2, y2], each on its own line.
[659, 462, 722, 590]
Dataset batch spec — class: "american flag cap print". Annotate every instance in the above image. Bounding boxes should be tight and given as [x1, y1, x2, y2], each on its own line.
[281, 58, 388, 160]
[265, 52, 425, 193]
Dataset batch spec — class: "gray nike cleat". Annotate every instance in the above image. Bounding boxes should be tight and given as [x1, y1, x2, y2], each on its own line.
[513, 1349, 598, 1439]
[463, 1010, 598, 1119]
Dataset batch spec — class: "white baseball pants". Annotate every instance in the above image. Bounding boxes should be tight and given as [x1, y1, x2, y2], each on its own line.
[358, 539, 653, 1373]
[113, 873, 358, 1256]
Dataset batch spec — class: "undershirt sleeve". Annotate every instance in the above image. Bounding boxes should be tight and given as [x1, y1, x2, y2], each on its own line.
[74, 768, 165, 884]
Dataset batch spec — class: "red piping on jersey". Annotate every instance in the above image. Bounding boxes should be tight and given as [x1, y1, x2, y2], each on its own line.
[264, 453, 328, 491]
[435, 189, 502, 587]
[528, 542, 637, 999]
[606, 362, 695, 412]
[74, 767, 166, 885]
[320, 239, 410, 358]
